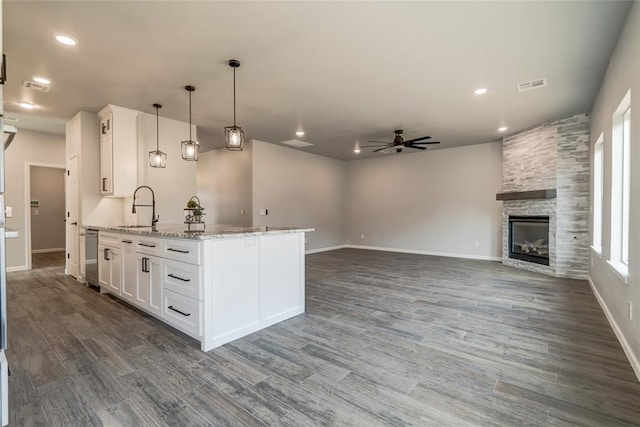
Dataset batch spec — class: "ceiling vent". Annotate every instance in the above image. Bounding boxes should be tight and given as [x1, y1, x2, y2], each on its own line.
[516, 78, 547, 93]
[280, 139, 313, 148]
[3, 115, 18, 125]
[22, 80, 51, 92]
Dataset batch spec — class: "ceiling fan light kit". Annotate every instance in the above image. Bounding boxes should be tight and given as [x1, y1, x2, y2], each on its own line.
[225, 59, 245, 151]
[149, 103, 167, 168]
[181, 85, 200, 161]
[362, 129, 441, 154]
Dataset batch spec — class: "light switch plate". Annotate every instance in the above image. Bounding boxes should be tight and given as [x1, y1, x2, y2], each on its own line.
[5, 206, 12, 218]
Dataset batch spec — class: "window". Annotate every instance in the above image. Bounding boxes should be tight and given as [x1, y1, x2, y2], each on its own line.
[609, 90, 631, 281]
[592, 134, 603, 254]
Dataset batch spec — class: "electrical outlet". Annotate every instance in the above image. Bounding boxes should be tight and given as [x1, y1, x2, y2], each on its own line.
[5, 206, 12, 218]
[360, 234, 365, 240]
[474, 240, 480, 247]
[629, 301, 633, 320]
[240, 208, 245, 216]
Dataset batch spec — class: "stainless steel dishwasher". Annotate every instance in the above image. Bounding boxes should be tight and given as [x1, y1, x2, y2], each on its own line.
[84, 229, 99, 287]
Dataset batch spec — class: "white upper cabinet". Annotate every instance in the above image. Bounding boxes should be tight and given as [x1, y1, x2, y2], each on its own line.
[98, 105, 139, 198]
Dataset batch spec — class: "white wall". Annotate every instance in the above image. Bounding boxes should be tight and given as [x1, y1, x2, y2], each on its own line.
[30, 166, 65, 251]
[589, 2, 640, 378]
[197, 142, 252, 226]
[5, 129, 66, 269]
[252, 141, 346, 251]
[345, 142, 503, 260]
[132, 113, 198, 225]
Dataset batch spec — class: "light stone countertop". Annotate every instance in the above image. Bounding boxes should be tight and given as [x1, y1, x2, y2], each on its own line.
[83, 224, 314, 240]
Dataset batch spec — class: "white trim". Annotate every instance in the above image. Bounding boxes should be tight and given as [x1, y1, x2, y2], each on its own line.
[344, 244, 502, 261]
[31, 248, 65, 254]
[6, 265, 28, 272]
[606, 259, 629, 284]
[305, 245, 347, 254]
[587, 277, 640, 382]
[590, 245, 602, 259]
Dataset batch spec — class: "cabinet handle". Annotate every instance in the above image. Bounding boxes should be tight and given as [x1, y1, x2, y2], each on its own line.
[122, 240, 133, 244]
[101, 123, 107, 135]
[141, 257, 150, 273]
[167, 273, 190, 282]
[71, 222, 78, 226]
[139, 243, 156, 248]
[168, 306, 191, 317]
[102, 177, 108, 192]
[167, 248, 189, 254]
[104, 248, 110, 261]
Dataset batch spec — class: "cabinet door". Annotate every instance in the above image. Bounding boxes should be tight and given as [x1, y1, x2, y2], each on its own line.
[108, 247, 122, 295]
[122, 242, 136, 302]
[100, 132, 113, 195]
[135, 253, 162, 316]
[98, 244, 110, 289]
[147, 256, 163, 316]
[135, 253, 150, 307]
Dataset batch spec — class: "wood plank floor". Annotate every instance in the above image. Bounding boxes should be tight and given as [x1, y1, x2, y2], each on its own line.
[6, 248, 640, 426]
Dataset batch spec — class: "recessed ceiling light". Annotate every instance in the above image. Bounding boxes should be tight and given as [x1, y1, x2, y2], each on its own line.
[33, 76, 51, 85]
[18, 102, 35, 110]
[54, 33, 78, 46]
[474, 88, 488, 95]
[354, 148, 361, 154]
[296, 130, 305, 137]
[498, 126, 508, 132]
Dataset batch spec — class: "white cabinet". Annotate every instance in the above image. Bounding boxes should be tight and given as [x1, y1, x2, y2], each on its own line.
[97, 105, 139, 197]
[135, 253, 162, 317]
[98, 243, 121, 295]
[121, 238, 136, 302]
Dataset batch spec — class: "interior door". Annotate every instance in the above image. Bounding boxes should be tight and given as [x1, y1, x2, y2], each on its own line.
[65, 155, 79, 277]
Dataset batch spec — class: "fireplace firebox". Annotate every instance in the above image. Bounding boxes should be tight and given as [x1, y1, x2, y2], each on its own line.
[508, 216, 550, 266]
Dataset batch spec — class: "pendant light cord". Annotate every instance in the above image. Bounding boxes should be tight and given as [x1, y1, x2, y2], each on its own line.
[156, 106, 160, 151]
[233, 67, 237, 126]
[189, 90, 192, 141]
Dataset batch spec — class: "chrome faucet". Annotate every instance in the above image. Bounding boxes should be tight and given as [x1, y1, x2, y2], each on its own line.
[132, 185, 159, 229]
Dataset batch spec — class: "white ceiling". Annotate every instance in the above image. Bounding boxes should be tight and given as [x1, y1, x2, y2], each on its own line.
[3, 1, 631, 160]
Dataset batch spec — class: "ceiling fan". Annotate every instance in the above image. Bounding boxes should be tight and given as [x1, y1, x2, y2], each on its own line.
[362, 129, 440, 153]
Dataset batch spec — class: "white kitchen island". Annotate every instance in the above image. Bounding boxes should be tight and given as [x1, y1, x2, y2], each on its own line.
[89, 224, 313, 351]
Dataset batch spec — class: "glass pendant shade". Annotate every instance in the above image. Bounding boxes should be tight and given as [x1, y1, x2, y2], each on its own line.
[181, 139, 199, 161]
[225, 59, 245, 151]
[149, 103, 167, 168]
[181, 85, 199, 161]
[225, 125, 245, 151]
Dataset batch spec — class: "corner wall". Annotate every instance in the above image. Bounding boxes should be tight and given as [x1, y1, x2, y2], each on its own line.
[588, 1, 640, 379]
[4, 129, 66, 269]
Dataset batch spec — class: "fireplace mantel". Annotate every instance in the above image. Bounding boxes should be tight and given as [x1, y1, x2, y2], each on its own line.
[495, 189, 557, 201]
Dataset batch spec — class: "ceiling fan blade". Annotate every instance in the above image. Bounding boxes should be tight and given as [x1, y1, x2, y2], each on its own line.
[403, 136, 432, 144]
[410, 141, 441, 145]
[367, 140, 391, 144]
[406, 145, 427, 150]
[361, 145, 390, 149]
[373, 147, 391, 153]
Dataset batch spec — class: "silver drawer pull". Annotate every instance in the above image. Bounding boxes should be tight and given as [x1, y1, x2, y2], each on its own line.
[167, 273, 190, 282]
[139, 243, 156, 248]
[168, 306, 191, 317]
[122, 240, 133, 244]
[167, 248, 189, 254]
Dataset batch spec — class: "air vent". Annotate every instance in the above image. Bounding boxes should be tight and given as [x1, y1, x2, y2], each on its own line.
[22, 80, 51, 92]
[280, 139, 313, 148]
[517, 78, 547, 93]
[3, 115, 18, 124]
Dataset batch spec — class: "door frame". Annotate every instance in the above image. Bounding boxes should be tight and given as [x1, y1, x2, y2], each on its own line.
[24, 161, 66, 270]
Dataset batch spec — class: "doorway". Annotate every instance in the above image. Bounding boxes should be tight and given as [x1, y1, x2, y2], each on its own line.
[25, 163, 66, 270]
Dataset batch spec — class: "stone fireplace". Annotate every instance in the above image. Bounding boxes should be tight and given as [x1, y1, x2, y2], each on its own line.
[497, 114, 589, 279]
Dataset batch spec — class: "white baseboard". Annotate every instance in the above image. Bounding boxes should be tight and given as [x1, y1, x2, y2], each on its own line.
[344, 244, 502, 262]
[31, 248, 65, 254]
[6, 265, 28, 272]
[588, 277, 640, 381]
[305, 245, 347, 255]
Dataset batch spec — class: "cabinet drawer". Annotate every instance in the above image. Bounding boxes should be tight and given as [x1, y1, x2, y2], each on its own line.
[136, 238, 162, 256]
[162, 260, 201, 300]
[99, 232, 123, 247]
[162, 239, 200, 265]
[162, 290, 201, 337]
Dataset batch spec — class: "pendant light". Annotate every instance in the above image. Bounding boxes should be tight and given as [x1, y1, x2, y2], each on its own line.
[181, 85, 199, 161]
[225, 59, 245, 151]
[149, 103, 167, 168]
